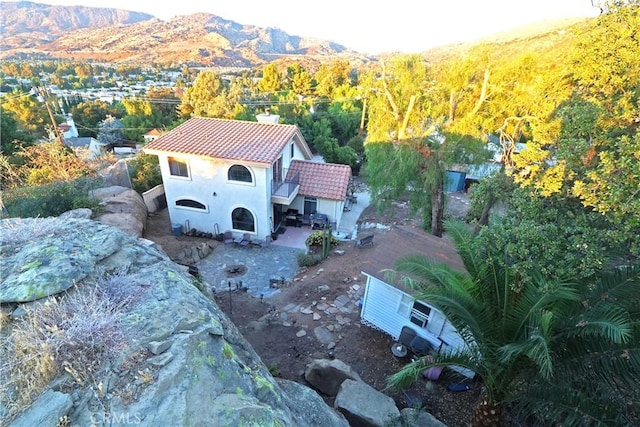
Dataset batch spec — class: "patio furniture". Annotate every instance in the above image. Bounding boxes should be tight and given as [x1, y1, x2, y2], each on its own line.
[310, 213, 329, 230]
[235, 233, 251, 246]
[223, 231, 234, 244]
[410, 336, 431, 357]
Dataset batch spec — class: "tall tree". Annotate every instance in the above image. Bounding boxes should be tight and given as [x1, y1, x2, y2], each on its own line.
[178, 70, 243, 119]
[314, 60, 353, 98]
[71, 100, 121, 138]
[388, 220, 640, 426]
[0, 109, 34, 156]
[257, 64, 283, 94]
[1, 91, 48, 137]
[364, 55, 487, 236]
[286, 62, 313, 95]
[97, 115, 124, 146]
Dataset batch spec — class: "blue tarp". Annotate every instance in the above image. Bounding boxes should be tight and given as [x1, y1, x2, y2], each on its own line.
[445, 171, 466, 192]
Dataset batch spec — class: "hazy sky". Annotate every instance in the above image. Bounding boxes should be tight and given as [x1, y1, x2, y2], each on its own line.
[33, 0, 601, 54]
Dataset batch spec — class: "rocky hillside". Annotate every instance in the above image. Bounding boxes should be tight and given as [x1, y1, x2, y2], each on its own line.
[0, 1, 363, 66]
[0, 214, 348, 426]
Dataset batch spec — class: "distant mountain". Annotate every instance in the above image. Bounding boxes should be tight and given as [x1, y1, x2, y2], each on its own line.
[0, 1, 365, 67]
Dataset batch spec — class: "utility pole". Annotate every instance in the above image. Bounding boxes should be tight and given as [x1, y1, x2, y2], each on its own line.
[38, 87, 64, 146]
[358, 96, 367, 136]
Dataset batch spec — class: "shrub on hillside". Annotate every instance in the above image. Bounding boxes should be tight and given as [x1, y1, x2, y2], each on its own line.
[2, 176, 102, 218]
[127, 153, 162, 194]
[297, 252, 323, 267]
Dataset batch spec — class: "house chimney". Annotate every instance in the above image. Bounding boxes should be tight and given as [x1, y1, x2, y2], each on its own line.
[256, 108, 280, 124]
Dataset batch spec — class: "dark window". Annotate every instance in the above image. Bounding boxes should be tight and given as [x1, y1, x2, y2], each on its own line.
[228, 165, 252, 183]
[409, 301, 431, 328]
[232, 207, 255, 232]
[168, 157, 189, 177]
[290, 143, 294, 158]
[176, 199, 206, 210]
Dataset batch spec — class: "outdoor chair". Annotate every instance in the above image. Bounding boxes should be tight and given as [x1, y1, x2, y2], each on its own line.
[399, 326, 417, 348]
[235, 233, 251, 246]
[310, 213, 329, 230]
[223, 231, 234, 244]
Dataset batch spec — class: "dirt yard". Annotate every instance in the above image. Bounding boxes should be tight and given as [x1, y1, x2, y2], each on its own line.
[143, 192, 481, 426]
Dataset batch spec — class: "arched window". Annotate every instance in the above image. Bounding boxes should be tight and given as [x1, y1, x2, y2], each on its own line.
[228, 165, 253, 183]
[176, 199, 206, 210]
[232, 207, 255, 232]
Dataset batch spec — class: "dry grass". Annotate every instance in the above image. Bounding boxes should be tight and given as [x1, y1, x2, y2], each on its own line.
[0, 270, 135, 423]
[0, 217, 65, 247]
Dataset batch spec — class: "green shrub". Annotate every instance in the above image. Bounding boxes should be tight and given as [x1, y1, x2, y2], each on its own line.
[127, 153, 162, 194]
[3, 176, 103, 218]
[297, 252, 323, 267]
[304, 231, 339, 249]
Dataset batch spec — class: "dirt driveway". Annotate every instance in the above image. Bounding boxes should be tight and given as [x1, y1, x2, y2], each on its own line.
[143, 193, 480, 426]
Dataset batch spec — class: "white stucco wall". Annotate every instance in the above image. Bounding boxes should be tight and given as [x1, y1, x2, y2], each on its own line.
[158, 154, 272, 240]
[315, 198, 343, 229]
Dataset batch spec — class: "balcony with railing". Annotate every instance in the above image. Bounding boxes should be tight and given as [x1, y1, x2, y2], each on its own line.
[271, 172, 299, 204]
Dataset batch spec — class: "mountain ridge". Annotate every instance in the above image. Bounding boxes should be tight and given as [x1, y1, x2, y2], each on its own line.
[0, 1, 365, 67]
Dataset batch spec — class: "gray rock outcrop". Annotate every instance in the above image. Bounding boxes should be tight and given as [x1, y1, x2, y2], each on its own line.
[389, 408, 447, 427]
[0, 217, 347, 426]
[304, 358, 363, 396]
[334, 379, 401, 427]
[9, 390, 72, 427]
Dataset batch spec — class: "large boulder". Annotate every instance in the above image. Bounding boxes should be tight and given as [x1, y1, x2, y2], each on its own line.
[8, 390, 72, 427]
[334, 379, 400, 427]
[0, 217, 344, 426]
[277, 379, 349, 426]
[304, 358, 363, 396]
[0, 217, 129, 303]
[91, 185, 148, 237]
[388, 408, 447, 427]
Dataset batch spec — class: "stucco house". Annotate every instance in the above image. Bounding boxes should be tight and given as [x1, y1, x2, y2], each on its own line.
[143, 128, 163, 143]
[360, 225, 474, 378]
[142, 117, 352, 241]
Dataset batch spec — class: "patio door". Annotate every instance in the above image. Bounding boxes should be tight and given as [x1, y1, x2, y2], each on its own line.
[273, 204, 283, 231]
[304, 197, 317, 215]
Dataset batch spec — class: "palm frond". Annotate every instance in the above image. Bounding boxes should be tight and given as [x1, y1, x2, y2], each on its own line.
[394, 253, 470, 290]
[386, 347, 482, 391]
[442, 218, 484, 277]
[509, 381, 617, 427]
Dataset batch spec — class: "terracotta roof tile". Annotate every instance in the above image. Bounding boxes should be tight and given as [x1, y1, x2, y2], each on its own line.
[287, 160, 352, 201]
[143, 117, 303, 164]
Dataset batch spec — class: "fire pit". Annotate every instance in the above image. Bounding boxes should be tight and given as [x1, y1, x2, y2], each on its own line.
[225, 265, 246, 277]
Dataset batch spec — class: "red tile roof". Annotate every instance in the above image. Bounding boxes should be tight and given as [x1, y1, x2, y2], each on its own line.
[143, 117, 308, 164]
[287, 160, 352, 201]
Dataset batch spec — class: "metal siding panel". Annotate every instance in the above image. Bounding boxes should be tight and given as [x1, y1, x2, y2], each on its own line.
[361, 277, 410, 340]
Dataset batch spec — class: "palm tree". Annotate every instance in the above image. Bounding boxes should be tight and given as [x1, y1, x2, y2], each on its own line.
[387, 219, 639, 426]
